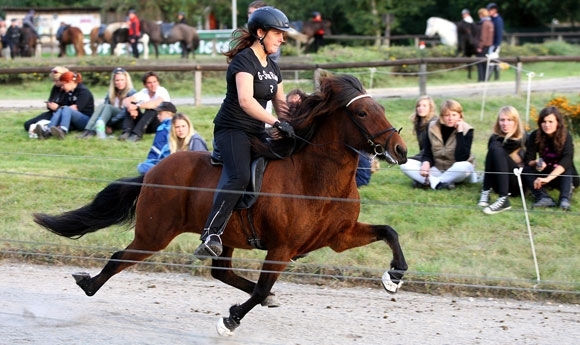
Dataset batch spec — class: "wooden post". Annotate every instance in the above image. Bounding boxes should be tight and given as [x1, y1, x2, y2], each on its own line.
[194, 70, 202, 106]
[314, 67, 321, 91]
[515, 60, 522, 95]
[419, 63, 427, 96]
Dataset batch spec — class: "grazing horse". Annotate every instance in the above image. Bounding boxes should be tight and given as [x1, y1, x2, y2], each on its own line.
[33, 74, 408, 337]
[89, 23, 149, 59]
[456, 20, 479, 79]
[300, 19, 332, 52]
[425, 17, 457, 47]
[111, 28, 150, 60]
[140, 20, 199, 58]
[58, 26, 85, 57]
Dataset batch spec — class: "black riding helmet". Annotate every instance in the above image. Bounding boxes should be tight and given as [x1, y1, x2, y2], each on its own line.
[248, 6, 291, 37]
[248, 7, 291, 55]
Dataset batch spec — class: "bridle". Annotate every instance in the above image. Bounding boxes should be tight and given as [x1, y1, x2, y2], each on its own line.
[346, 94, 402, 161]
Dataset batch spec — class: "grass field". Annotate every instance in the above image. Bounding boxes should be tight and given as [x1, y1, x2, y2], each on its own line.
[1, 47, 579, 301]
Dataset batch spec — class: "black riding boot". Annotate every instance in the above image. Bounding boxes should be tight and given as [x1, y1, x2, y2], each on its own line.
[194, 200, 233, 260]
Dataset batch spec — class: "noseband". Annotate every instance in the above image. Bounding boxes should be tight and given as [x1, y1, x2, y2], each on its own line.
[346, 94, 401, 158]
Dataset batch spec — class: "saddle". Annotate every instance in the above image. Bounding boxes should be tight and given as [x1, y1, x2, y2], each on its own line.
[236, 157, 267, 210]
[160, 23, 174, 40]
[97, 24, 107, 38]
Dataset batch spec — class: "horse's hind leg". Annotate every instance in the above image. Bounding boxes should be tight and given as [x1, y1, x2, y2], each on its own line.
[73, 232, 178, 296]
[210, 247, 279, 307]
[217, 251, 289, 336]
[329, 223, 408, 293]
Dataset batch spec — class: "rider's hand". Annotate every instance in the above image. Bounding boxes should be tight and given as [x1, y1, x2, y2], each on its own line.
[274, 121, 295, 138]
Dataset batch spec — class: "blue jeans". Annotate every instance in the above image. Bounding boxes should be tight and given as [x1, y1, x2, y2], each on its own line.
[85, 104, 123, 131]
[49, 106, 89, 132]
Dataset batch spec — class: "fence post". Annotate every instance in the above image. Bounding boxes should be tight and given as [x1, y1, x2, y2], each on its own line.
[194, 70, 202, 106]
[515, 59, 522, 95]
[314, 67, 321, 90]
[419, 62, 427, 96]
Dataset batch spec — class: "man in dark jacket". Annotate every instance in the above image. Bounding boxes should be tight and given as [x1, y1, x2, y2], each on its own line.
[487, 2, 504, 80]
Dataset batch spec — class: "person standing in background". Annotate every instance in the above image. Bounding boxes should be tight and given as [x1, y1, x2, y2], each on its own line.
[476, 8, 494, 82]
[127, 9, 141, 59]
[461, 9, 474, 23]
[311, 11, 325, 53]
[487, 2, 504, 80]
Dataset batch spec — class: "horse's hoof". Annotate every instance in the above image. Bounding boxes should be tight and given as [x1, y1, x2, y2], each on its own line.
[261, 294, 281, 308]
[72, 272, 90, 284]
[216, 317, 237, 337]
[381, 270, 403, 294]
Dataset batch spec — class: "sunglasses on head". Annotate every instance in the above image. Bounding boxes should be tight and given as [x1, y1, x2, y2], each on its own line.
[113, 67, 126, 74]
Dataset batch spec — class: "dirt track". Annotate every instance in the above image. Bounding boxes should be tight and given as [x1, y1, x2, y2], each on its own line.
[1, 262, 579, 345]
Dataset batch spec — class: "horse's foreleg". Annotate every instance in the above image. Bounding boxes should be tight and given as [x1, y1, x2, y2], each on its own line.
[217, 252, 289, 336]
[329, 223, 407, 293]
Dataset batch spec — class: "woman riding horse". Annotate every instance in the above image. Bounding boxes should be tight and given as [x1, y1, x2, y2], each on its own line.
[34, 69, 409, 336]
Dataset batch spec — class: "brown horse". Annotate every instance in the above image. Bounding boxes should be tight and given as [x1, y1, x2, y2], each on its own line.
[33, 74, 408, 336]
[58, 26, 85, 57]
[301, 19, 332, 52]
[18, 26, 39, 57]
[140, 20, 199, 58]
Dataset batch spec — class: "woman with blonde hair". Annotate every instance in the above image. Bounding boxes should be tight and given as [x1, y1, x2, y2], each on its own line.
[478, 106, 526, 214]
[401, 99, 475, 190]
[169, 112, 208, 153]
[400, 95, 438, 188]
[78, 67, 136, 138]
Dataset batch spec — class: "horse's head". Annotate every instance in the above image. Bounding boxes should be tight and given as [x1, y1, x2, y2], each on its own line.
[425, 17, 437, 37]
[339, 84, 407, 165]
[290, 74, 407, 165]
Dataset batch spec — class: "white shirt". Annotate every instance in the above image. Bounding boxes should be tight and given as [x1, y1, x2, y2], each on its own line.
[133, 86, 171, 103]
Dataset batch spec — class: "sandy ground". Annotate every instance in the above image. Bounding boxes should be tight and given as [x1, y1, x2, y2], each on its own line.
[0, 262, 578, 345]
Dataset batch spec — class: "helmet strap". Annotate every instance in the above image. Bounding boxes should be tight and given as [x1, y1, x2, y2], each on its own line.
[259, 30, 270, 55]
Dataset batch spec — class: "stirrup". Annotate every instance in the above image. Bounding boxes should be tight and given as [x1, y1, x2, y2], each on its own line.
[194, 234, 223, 260]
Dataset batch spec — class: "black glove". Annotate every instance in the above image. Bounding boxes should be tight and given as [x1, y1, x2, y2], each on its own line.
[274, 121, 295, 138]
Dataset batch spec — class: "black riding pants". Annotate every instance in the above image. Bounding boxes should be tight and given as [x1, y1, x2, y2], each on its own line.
[203, 128, 253, 237]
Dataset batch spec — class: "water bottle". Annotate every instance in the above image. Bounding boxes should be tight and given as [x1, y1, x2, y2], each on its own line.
[96, 117, 106, 139]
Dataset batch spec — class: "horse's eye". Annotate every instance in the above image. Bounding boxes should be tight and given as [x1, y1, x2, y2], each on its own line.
[357, 111, 367, 118]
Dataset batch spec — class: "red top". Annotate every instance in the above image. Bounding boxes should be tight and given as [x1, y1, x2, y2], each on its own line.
[128, 15, 141, 37]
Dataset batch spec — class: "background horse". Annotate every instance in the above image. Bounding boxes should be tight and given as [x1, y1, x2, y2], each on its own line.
[58, 26, 85, 57]
[33, 74, 408, 336]
[456, 20, 479, 79]
[300, 19, 332, 52]
[18, 26, 39, 57]
[111, 28, 150, 60]
[425, 17, 457, 47]
[89, 22, 149, 59]
[140, 20, 199, 59]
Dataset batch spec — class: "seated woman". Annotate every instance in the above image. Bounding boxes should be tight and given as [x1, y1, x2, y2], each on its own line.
[78, 67, 136, 138]
[25, 66, 69, 136]
[522, 106, 579, 210]
[35, 71, 95, 139]
[401, 95, 438, 188]
[400, 99, 475, 190]
[169, 112, 209, 153]
[478, 106, 526, 214]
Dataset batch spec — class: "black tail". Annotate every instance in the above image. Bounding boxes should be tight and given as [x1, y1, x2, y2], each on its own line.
[33, 176, 144, 239]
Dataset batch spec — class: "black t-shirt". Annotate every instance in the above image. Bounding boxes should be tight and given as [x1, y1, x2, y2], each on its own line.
[213, 47, 283, 135]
